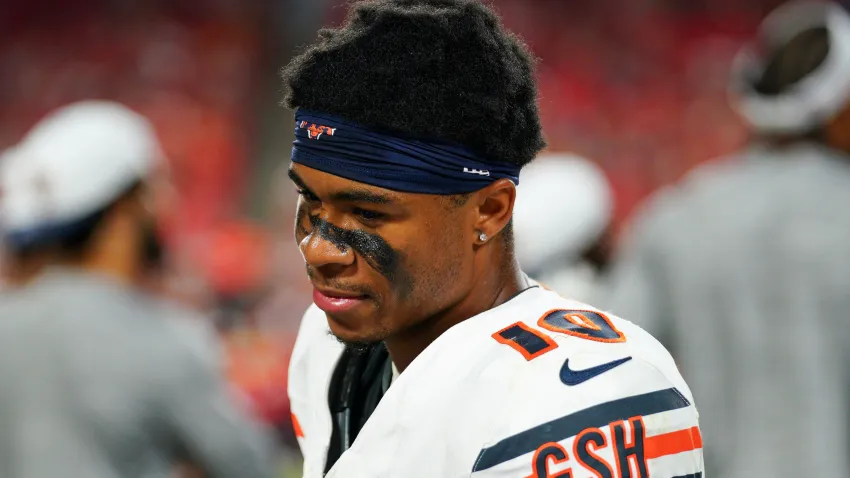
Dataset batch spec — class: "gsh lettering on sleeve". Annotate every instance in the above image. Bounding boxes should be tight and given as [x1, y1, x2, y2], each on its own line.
[527, 418, 648, 478]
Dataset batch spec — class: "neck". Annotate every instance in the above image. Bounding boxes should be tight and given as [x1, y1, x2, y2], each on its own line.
[73, 226, 141, 287]
[384, 246, 529, 372]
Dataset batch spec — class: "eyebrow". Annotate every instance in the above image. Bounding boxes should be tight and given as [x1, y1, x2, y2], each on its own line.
[288, 168, 396, 205]
[330, 189, 395, 205]
[287, 168, 314, 195]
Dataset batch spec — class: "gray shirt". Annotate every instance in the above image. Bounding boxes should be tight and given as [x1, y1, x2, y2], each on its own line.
[0, 268, 274, 478]
[605, 143, 850, 478]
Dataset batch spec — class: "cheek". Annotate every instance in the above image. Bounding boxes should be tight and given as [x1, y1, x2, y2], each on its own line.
[393, 222, 470, 308]
[432, 231, 469, 284]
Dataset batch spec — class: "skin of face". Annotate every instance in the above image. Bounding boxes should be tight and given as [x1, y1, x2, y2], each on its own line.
[289, 163, 493, 346]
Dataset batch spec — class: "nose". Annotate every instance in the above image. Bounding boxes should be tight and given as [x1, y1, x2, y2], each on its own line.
[299, 222, 355, 273]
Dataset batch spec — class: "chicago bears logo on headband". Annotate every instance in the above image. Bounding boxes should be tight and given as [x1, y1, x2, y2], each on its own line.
[299, 121, 336, 140]
[293, 110, 522, 194]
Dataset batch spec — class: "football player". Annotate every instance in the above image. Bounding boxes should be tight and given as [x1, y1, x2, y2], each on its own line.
[283, 1, 703, 477]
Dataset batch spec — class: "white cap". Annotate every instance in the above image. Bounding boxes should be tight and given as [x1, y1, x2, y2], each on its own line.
[513, 153, 613, 274]
[0, 101, 162, 245]
[730, 1, 850, 133]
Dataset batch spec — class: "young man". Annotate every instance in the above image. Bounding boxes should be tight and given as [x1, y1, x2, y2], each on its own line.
[0, 101, 274, 478]
[605, 2, 850, 477]
[284, 1, 703, 477]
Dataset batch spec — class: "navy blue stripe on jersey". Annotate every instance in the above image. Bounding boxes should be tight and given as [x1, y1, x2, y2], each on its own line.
[493, 323, 557, 360]
[471, 388, 691, 472]
[673, 473, 702, 478]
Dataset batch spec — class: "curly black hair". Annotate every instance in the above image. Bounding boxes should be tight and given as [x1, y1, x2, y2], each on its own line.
[281, 0, 545, 167]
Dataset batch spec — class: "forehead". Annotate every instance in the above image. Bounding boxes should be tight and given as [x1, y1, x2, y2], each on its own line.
[289, 163, 416, 205]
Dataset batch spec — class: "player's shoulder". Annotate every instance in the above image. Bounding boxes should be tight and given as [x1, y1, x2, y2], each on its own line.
[416, 287, 691, 411]
[480, 295, 692, 412]
[451, 287, 682, 382]
[438, 289, 701, 476]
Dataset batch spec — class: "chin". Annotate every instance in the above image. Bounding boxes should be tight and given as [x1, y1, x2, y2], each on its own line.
[325, 312, 391, 347]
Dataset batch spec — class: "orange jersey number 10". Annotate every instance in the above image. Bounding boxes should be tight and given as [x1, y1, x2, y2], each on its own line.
[492, 309, 625, 361]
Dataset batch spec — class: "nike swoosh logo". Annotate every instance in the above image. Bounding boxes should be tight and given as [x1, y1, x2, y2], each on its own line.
[560, 356, 633, 386]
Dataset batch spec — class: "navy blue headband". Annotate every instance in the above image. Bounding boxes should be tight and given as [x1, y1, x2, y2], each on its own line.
[291, 110, 521, 194]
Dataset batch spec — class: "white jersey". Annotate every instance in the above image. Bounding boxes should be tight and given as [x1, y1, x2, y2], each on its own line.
[288, 286, 703, 478]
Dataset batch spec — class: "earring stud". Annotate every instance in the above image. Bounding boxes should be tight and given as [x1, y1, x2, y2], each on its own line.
[478, 232, 488, 242]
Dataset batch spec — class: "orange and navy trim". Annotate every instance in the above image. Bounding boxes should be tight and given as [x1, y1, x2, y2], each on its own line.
[492, 321, 558, 361]
[472, 388, 693, 472]
[572, 426, 614, 478]
[610, 416, 649, 478]
[645, 426, 703, 460]
[538, 309, 626, 344]
[525, 442, 573, 478]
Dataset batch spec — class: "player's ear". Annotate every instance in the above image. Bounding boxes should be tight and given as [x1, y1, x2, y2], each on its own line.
[472, 178, 516, 244]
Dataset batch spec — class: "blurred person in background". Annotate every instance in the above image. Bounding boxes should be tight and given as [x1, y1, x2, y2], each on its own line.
[513, 153, 614, 304]
[605, 2, 850, 477]
[0, 101, 274, 478]
[284, 1, 701, 477]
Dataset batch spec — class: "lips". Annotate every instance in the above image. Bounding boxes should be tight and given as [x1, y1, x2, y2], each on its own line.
[312, 287, 368, 314]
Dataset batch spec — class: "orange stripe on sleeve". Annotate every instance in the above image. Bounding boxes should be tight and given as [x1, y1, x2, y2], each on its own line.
[292, 412, 304, 438]
[645, 426, 702, 459]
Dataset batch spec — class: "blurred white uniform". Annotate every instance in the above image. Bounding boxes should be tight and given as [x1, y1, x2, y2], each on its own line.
[289, 287, 703, 477]
[513, 154, 613, 304]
